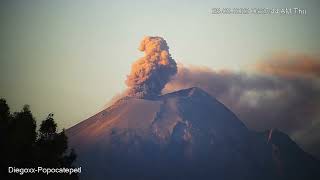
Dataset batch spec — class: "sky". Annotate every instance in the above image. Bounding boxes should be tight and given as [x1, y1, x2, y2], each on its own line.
[0, 0, 319, 146]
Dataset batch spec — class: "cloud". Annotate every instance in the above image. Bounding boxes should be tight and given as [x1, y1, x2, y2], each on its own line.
[125, 36, 177, 99]
[163, 54, 320, 157]
[254, 53, 320, 78]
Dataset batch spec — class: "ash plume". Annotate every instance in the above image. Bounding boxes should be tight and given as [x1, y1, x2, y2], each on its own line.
[163, 53, 320, 157]
[164, 54, 320, 133]
[125, 36, 177, 99]
[254, 53, 320, 78]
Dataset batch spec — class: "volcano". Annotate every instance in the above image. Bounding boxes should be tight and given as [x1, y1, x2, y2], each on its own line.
[67, 87, 320, 180]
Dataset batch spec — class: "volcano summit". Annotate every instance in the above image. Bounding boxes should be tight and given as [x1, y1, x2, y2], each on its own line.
[66, 37, 320, 180]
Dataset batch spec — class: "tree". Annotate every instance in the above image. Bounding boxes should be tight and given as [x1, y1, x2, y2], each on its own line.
[0, 98, 10, 123]
[9, 105, 37, 166]
[36, 114, 78, 179]
[0, 99, 78, 180]
[0, 99, 11, 177]
[39, 113, 57, 140]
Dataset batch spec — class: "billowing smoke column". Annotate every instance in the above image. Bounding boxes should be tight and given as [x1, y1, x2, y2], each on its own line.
[126, 36, 177, 98]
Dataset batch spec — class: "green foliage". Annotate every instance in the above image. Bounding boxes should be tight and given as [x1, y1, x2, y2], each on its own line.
[0, 98, 78, 180]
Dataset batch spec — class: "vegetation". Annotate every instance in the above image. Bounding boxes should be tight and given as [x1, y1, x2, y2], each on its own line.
[0, 98, 78, 180]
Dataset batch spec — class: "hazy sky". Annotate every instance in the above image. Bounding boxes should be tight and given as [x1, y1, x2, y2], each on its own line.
[1, 0, 319, 129]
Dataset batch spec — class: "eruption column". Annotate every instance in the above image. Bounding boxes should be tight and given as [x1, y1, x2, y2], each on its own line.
[126, 36, 177, 98]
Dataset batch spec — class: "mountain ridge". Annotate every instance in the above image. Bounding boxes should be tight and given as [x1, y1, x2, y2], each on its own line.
[66, 87, 320, 180]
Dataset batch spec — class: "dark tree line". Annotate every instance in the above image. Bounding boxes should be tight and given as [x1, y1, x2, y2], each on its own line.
[0, 98, 78, 180]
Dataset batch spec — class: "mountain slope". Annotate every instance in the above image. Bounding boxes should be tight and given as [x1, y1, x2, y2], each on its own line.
[266, 129, 320, 179]
[66, 87, 319, 180]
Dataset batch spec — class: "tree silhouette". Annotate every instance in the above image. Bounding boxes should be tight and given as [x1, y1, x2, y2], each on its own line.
[0, 98, 10, 124]
[39, 113, 57, 140]
[0, 99, 11, 177]
[0, 98, 78, 180]
[36, 114, 78, 179]
[9, 105, 37, 167]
